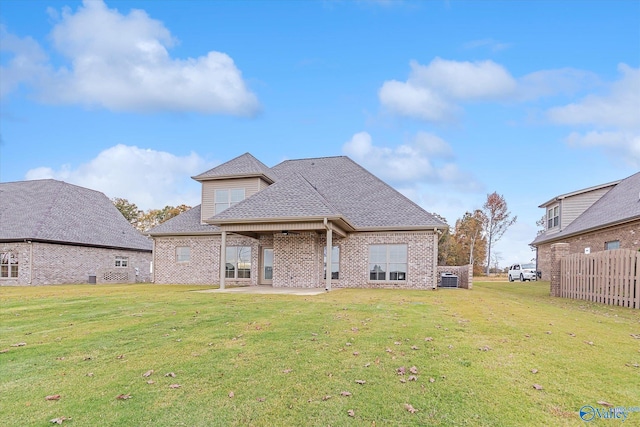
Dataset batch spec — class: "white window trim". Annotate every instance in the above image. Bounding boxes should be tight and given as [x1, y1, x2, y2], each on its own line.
[176, 246, 191, 263]
[0, 252, 18, 278]
[225, 246, 251, 280]
[215, 188, 246, 215]
[115, 256, 129, 268]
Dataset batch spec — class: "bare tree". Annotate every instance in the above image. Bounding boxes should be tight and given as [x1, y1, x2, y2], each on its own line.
[482, 192, 517, 275]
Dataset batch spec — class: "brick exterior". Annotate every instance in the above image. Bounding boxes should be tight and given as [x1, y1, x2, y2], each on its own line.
[153, 230, 439, 289]
[0, 242, 152, 286]
[536, 220, 640, 279]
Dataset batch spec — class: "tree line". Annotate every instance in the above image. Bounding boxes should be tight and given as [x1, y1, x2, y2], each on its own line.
[437, 192, 516, 275]
[112, 198, 191, 232]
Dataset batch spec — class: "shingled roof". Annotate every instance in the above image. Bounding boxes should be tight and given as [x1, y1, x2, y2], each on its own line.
[192, 152, 276, 183]
[146, 205, 219, 235]
[532, 171, 640, 245]
[0, 179, 152, 251]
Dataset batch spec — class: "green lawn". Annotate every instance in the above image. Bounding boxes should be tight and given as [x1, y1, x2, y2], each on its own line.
[1, 282, 639, 426]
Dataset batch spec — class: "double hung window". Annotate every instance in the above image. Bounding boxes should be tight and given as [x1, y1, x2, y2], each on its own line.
[369, 244, 407, 281]
[215, 189, 245, 214]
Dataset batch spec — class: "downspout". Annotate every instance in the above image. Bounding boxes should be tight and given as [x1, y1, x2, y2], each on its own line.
[324, 218, 332, 291]
[27, 240, 33, 285]
[151, 237, 156, 283]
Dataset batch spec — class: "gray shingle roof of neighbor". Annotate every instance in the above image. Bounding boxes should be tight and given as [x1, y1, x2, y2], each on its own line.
[147, 205, 220, 235]
[192, 152, 276, 183]
[532, 171, 640, 245]
[211, 155, 446, 229]
[0, 179, 152, 251]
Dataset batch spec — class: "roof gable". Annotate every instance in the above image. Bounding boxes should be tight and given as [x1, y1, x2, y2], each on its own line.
[532, 171, 640, 245]
[0, 179, 152, 251]
[192, 152, 275, 183]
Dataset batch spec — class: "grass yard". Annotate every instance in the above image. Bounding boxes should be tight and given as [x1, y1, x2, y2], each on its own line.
[1, 282, 639, 426]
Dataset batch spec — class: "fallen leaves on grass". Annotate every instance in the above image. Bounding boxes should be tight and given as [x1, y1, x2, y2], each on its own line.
[116, 354, 125, 359]
[228, 392, 234, 398]
[630, 334, 640, 339]
[50, 416, 71, 424]
[322, 395, 332, 401]
[411, 345, 419, 350]
[355, 380, 366, 385]
[397, 367, 406, 375]
[142, 370, 154, 377]
[597, 401, 613, 407]
[479, 346, 492, 351]
[409, 366, 418, 374]
[429, 378, 435, 383]
[169, 384, 181, 389]
[531, 369, 538, 374]
[340, 391, 352, 397]
[404, 403, 418, 414]
[0, 349, 8, 353]
[165, 372, 176, 377]
[424, 337, 434, 341]
[347, 409, 355, 417]
[11, 342, 26, 347]
[146, 380, 155, 384]
[584, 341, 594, 346]
[257, 397, 266, 402]
[532, 384, 543, 390]
[408, 375, 418, 382]
[282, 369, 293, 374]
[116, 394, 132, 400]
[45, 395, 61, 401]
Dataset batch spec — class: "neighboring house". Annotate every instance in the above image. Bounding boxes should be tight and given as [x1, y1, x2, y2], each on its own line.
[149, 153, 447, 289]
[0, 179, 153, 285]
[531, 171, 640, 278]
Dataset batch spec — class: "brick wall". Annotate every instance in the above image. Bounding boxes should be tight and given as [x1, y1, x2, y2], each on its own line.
[436, 265, 473, 289]
[536, 220, 640, 279]
[153, 234, 259, 285]
[153, 230, 438, 289]
[0, 242, 152, 286]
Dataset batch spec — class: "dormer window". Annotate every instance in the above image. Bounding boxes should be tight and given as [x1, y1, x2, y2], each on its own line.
[215, 188, 245, 214]
[547, 205, 559, 229]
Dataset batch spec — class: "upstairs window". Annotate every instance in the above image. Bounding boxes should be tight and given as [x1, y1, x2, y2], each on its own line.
[605, 240, 620, 250]
[115, 256, 128, 268]
[547, 205, 559, 229]
[369, 244, 407, 281]
[1, 252, 18, 278]
[215, 189, 245, 214]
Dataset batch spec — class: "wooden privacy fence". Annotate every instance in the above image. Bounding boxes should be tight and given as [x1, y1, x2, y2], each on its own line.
[561, 249, 640, 309]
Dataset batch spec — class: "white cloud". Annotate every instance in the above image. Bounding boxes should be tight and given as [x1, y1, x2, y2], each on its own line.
[547, 64, 640, 129]
[379, 58, 517, 122]
[2, 0, 259, 115]
[342, 131, 478, 189]
[25, 144, 213, 209]
[0, 25, 50, 98]
[565, 131, 640, 167]
[517, 68, 600, 101]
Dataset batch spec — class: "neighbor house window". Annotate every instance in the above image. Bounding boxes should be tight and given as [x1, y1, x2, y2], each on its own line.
[215, 188, 245, 214]
[176, 247, 191, 262]
[323, 246, 340, 280]
[547, 205, 559, 229]
[115, 256, 128, 268]
[226, 246, 251, 279]
[369, 244, 407, 281]
[1, 252, 18, 278]
[605, 240, 620, 250]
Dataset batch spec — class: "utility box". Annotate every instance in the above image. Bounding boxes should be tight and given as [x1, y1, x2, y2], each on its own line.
[440, 273, 459, 288]
[88, 275, 96, 284]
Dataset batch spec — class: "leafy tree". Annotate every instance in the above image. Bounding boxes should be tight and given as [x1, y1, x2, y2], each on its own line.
[454, 210, 487, 275]
[112, 198, 141, 227]
[434, 214, 456, 266]
[482, 192, 517, 275]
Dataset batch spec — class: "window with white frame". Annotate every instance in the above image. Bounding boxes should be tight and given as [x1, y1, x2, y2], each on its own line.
[323, 246, 340, 280]
[215, 188, 245, 214]
[605, 240, 620, 250]
[226, 246, 251, 279]
[0, 252, 18, 278]
[115, 256, 128, 268]
[547, 205, 559, 229]
[369, 244, 407, 281]
[176, 246, 191, 262]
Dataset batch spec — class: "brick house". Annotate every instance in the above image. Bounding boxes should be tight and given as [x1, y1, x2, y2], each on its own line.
[531, 171, 640, 278]
[149, 153, 447, 289]
[0, 180, 152, 285]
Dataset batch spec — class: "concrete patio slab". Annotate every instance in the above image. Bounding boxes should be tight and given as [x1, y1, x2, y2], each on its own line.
[195, 285, 329, 296]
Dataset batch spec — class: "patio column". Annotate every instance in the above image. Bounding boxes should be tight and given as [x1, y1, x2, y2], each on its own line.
[326, 225, 332, 291]
[220, 230, 226, 290]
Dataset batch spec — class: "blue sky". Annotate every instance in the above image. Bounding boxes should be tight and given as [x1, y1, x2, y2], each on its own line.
[1, 0, 638, 268]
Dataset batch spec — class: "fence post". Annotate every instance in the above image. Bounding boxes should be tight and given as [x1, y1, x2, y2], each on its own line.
[550, 243, 570, 297]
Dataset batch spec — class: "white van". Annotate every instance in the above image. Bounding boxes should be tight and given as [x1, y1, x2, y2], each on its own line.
[508, 263, 537, 282]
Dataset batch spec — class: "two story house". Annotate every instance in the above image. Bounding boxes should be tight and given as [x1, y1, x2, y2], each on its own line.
[531, 171, 640, 278]
[148, 153, 447, 289]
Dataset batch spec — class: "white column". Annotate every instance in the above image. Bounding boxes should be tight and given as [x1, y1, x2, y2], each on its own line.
[220, 230, 226, 290]
[326, 226, 332, 291]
